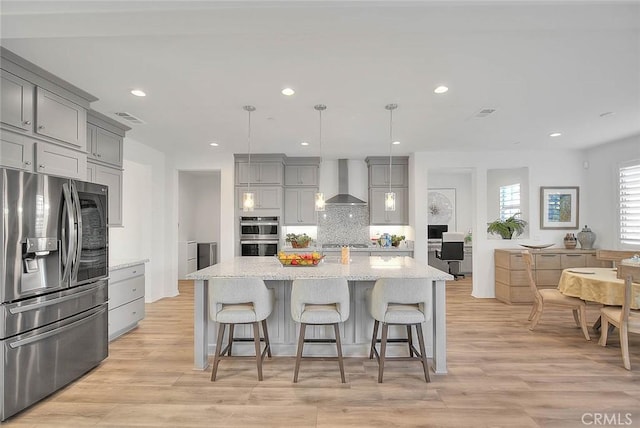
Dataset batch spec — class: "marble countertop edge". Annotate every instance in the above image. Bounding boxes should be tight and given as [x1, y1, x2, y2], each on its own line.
[110, 258, 150, 271]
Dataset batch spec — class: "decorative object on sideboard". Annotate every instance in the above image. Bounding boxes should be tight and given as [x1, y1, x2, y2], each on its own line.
[520, 243, 554, 249]
[564, 233, 577, 249]
[577, 225, 596, 249]
[286, 233, 312, 248]
[487, 213, 528, 239]
[540, 186, 579, 229]
[384, 103, 398, 212]
[314, 104, 326, 212]
[242, 105, 256, 212]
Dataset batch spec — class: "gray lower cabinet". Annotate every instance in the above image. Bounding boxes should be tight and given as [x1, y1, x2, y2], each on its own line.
[108, 263, 145, 341]
[236, 186, 282, 211]
[0, 130, 33, 171]
[35, 141, 87, 180]
[0, 69, 34, 132]
[284, 188, 317, 225]
[369, 187, 408, 225]
[35, 87, 87, 151]
[87, 162, 123, 226]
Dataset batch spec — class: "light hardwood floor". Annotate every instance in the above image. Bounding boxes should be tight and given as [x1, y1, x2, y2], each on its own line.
[5, 277, 640, 427]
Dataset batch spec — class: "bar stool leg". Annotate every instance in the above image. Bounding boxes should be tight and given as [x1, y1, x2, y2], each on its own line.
[378, 323, 388, 383]
[415, 323, 431, 382]
[252, 322, 263, 381]
[293, 323, 307, 383]
[261, 319, 272, 358]
[227, 324, 235, 356]
[406, 325, 414, 357]
[369, 320, 379, 359]
[211, 323, 226, 381]
[334, 323, 346, 383]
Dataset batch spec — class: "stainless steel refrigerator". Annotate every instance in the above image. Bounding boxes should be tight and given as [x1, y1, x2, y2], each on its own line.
[0, 168, 109, 421]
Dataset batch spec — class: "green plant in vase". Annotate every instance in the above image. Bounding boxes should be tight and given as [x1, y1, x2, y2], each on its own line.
[391, 235, 405, 247]
[285, 233, 312, 248]
[487, 213, 527, 239]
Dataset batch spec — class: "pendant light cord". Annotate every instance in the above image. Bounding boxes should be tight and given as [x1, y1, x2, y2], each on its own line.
[247, 109, 252, 190]
[388, 106, 393, 194]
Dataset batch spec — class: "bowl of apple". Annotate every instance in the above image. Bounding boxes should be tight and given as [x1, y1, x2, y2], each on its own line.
[276, 252, 324, 267]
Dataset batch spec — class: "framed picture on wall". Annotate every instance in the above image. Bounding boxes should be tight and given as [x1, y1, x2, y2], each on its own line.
[540, 186, 579, 229]
[428, 188, 456, 231]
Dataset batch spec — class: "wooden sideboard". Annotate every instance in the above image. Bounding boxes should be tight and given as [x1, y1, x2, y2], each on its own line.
[495, 248, 612, 304]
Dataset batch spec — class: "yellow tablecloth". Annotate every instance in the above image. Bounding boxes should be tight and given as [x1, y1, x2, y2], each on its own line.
[558, 268, 640, 309]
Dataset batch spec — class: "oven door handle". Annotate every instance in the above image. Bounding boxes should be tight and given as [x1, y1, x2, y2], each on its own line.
[240, 221, 279, 226]
[240, 240, 279, 244]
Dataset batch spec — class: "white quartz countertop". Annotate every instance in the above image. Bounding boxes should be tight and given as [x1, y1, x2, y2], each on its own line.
[281, 246, 413, 253]
[110, 259, 150, 271]
[187, 256, 452, 281]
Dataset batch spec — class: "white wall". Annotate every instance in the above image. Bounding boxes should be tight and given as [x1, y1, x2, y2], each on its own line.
[585, 134, 640, 250]
[427, 169, 473, 236]
[110, 137, 176, 302]
[178, 171, 221, 243]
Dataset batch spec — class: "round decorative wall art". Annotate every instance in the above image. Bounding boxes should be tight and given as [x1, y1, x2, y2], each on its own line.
[427, 189, 455, 227]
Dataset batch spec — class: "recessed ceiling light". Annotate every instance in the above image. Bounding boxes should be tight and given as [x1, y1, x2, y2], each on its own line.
[281, 88, 295, 96]
[549, 132, 562, 137]
[209, 142, 219, 147]
[130, 89, 146, 97]
[300, 141, 309, 146]
[599, 111, 614, 117]
[392, 141, 401, 145]
[434, 85, 449, 94]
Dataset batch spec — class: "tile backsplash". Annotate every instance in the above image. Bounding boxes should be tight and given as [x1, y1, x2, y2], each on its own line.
[317, 205, 370, 245]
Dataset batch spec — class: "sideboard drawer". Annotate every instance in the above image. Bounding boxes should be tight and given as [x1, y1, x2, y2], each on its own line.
[536, 269, 562, 286]
[561, 254, 586, 269]
[535, 254, 561, 269]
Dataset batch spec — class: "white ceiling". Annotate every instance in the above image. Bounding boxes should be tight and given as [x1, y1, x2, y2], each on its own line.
[1, 1, 639, 160]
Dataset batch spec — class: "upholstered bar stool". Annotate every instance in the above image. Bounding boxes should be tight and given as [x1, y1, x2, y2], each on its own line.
[290, 277, 350, 383]
[367, 278, 432, 383]
[208, 277, 274, 381]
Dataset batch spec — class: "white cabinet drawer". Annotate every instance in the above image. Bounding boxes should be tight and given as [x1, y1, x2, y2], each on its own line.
[109, 275, 144, 310]
[110, 264, 145, 283]
[108, 297, 145, 341]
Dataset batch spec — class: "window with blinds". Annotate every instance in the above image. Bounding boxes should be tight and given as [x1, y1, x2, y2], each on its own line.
[499, 183, 521, 220]
[620, 161, 640, 246]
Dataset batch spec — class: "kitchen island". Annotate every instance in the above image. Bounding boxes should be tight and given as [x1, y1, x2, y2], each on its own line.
[187, 256, 452, 374]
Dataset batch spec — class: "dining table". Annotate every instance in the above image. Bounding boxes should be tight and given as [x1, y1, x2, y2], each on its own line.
[557, 267, 640, 309]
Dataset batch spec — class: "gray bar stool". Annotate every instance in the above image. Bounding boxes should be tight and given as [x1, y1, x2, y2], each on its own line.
[290, 277, 350, 383]
[208, 277, 274, 381]
[367, 278, 432, 383]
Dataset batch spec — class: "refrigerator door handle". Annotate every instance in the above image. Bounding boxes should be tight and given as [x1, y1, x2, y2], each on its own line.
[61, 183, 76, 284]
[8, 286, 103, 314]
[70, 182, 83, 281]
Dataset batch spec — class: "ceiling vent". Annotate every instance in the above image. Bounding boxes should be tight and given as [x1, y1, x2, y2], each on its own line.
[113, 112, 145, 124]
[474, 108, 497, 118]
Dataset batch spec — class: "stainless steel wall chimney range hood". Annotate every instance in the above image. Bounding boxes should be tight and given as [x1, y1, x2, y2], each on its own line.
[325, 159, 367, 205]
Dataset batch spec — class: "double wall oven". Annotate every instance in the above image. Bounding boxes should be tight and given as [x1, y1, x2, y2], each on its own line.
[240, 216, 279, 256]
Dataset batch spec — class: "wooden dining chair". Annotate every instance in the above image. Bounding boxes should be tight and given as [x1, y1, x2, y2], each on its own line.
[598, 265, 640, 370]
[521, 250, 590, 340]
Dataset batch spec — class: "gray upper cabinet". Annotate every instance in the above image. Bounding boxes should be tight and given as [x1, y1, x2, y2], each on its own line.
[285, 165, 318, 186]
[236, 187, 282, 211]
[35, 88, 87, 151]
[35, 141, 87, 180]
[284, 188, 317, 225]
[87, 110, 129, 167]
[369, 163, 408, 187]
[0, 130, 34, 171]
[1, 70, 34, 132]
[236, 161, 283, 185]
[1, 47, 97, 158]
[366, 156, 409, 226]
[94, 165, 123, 226]
[369, 187, 408, 225]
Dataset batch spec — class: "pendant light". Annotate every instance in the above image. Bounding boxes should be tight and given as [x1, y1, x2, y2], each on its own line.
[314, 104, 327, 211]
[385, 103, 397, 211]
[242, 105, 256, 212]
